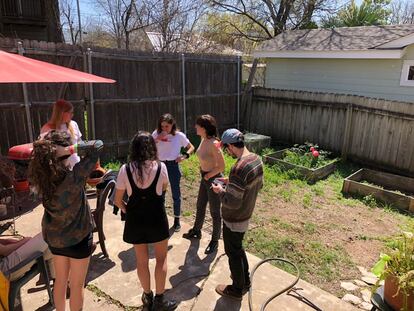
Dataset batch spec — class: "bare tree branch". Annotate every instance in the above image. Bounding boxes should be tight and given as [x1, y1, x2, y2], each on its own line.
[208, 0, 339, 41]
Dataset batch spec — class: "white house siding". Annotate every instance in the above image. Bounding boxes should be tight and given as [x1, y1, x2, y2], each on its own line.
[264, 46, 414, 102]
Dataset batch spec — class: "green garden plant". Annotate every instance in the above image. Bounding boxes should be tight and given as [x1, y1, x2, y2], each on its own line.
[372, 231, 414, 311]
[284, 142, 332, 169]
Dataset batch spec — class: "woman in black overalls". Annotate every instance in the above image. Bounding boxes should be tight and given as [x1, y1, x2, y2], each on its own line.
[114, 131, 177, 311]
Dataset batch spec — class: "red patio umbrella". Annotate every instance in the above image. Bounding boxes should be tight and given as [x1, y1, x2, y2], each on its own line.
[0, 49, 115, 142]
[0, 50, 115, 83]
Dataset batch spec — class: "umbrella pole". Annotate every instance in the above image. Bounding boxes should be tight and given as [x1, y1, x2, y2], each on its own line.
[87, 48, 96, 139]
[22, 85, 33, 142]
[18, 42, 34, 142]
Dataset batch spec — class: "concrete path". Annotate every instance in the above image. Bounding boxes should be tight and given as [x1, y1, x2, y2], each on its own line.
[10, 197, 358, 311]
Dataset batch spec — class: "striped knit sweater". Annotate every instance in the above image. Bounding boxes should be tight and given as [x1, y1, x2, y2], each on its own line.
[220, 153, 263, 223]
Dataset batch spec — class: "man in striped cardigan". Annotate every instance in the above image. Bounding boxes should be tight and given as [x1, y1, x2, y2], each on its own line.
[211, 128, 264, 301]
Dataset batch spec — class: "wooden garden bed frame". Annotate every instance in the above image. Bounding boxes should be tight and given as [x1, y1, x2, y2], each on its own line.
[342, 168, 414, 212]
[263, 148, 340, 183]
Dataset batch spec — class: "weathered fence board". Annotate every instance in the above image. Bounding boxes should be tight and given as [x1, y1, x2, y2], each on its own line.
[246, 87, 414, 176]
[0, 38, 240, 158]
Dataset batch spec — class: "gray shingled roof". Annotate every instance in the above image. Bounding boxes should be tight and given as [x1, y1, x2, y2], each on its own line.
[258, 24, 414, 52]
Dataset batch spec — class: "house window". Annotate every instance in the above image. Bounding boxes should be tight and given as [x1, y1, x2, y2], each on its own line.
[400, 60, 414, 86]
[409, 66, 414, 80]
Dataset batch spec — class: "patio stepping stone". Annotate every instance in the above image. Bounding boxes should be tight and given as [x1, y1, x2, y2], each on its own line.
[341, 281, 359, 291]
[342, 294, 362, 305]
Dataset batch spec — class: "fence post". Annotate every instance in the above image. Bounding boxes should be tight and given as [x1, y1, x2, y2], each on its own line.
[241, 58, 258, 131]
[341, 103, 353, 160]
[237, 55, 241, 129]
[181, 53, 187, 134]
[17, 42, 34, 142]
[87, 48, 96, 139]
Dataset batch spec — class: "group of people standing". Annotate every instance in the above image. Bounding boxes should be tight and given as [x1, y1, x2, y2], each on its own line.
[19, 99, 264, 311]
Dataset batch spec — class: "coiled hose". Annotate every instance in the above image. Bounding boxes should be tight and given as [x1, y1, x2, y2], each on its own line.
[248, 258, 300, 311]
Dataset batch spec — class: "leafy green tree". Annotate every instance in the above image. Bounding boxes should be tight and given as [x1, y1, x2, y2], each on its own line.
[322, 0, 391, 28]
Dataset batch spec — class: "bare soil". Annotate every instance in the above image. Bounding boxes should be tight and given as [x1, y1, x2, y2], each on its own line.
[165, 174, 411, 298]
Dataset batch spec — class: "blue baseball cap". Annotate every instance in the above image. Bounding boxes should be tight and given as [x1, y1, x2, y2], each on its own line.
[221, 128, 244, 144]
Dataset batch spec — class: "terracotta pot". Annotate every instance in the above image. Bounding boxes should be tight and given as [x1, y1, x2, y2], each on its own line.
[86, 163, 106, 187]
[13, 179, 29, 192]
[384, 275, 414, 311]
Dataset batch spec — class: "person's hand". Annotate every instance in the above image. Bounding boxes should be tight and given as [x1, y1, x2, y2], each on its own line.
[175, 155, 185, 163]
[204, 173, 211, 181]
[120, 206, 126, 214]
[156, 132, 169, 142]
[211, 182, 224, 194]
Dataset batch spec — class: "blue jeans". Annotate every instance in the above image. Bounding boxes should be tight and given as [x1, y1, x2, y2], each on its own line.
[164, 161, 181, 217]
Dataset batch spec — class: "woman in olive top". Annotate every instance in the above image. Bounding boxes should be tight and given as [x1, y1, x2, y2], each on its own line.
[29, 131, 103, 311]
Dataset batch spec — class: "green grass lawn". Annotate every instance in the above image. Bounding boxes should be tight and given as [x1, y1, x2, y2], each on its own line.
[103, 151, 414, 297]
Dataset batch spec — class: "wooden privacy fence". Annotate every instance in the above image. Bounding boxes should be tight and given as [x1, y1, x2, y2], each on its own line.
[0, 38, 241, 158]
[245, 87, 414, 176]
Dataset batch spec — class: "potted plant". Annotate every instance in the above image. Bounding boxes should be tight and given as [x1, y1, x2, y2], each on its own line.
[372, 231, 414, 311]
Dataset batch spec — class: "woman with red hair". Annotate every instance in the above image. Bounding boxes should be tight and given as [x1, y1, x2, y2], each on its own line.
[40, 99, 82, 170]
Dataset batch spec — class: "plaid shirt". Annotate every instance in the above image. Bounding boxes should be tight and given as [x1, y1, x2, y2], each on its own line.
[41, 143, 101, 248]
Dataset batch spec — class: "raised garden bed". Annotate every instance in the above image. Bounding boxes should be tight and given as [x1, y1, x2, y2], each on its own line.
[342, 168, 414, 212]
[263, 148, 340, 183]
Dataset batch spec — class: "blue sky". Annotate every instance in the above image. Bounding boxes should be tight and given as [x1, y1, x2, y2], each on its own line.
[78, 0, 364, 20]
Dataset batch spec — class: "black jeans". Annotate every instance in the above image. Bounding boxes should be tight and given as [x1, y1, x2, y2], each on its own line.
[223, 223, 250, 294]
[193, 172, 222, 241]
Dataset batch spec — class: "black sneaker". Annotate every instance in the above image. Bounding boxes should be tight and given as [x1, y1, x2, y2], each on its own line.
[173, 218, 181, 232]
[205, 240, 218, 254]
[141, 291, 153, 311]
[152, 294, 177, 311]
[182, 228, 201, 240]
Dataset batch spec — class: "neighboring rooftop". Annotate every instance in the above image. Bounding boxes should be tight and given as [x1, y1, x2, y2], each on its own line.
[258, 24, 414, 52]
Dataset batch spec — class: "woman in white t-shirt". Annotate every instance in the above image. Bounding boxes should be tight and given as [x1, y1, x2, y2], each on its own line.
[40, 99, 82, 170]
[152, 113, 194, 232]
[114, 131, 177, 311]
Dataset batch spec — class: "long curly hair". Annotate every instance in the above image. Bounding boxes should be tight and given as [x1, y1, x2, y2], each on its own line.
[28, 130, 71, 199]
[0, 156, 15, 188]
[128, 131, 158, 182]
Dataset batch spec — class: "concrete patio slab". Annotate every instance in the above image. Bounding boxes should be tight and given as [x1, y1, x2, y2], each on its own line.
[9, 196, 358, 311]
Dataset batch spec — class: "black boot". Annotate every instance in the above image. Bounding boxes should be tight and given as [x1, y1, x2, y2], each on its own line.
[182, 228, 201, 240]
[152, 294, 177, 311]
[141, 291, 153, 311]
[173, 217, 181, 232]
[205, 240, 218, 254]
